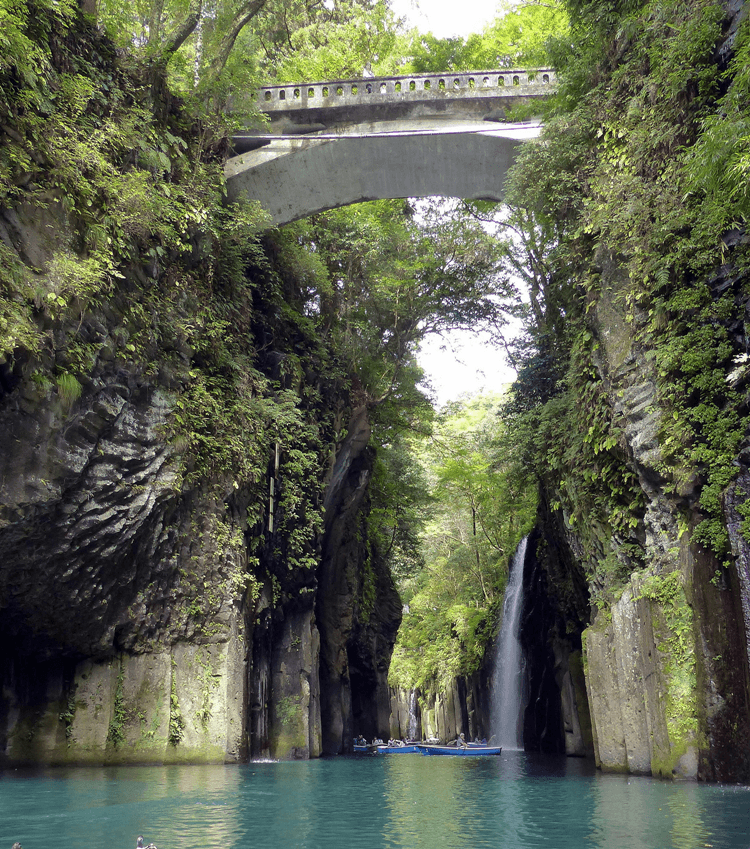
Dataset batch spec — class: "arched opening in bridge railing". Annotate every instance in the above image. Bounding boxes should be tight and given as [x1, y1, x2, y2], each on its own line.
[409, 80, 416, 91]
[528, 72, 536, 82]
[279, 90, 286, 100]
[395, 81, 402, 92]
[323, 86, 329, 97]
[380, 82, 387, 94]
[264, 91, 271, 101]
[469, 77, 475, 89]
[424, 80, 431, 90]
[438, 79, 445, 90]
[498, 77, 505, 87]
[336, 85, 343, 96]
[453, 78, 460, 89]
[543, 74, 550, 83]
[308, 88, 315, 97]
[513, 75, 520, 85]
[483, 76, 490, 87]
[294, 88, 301, 98]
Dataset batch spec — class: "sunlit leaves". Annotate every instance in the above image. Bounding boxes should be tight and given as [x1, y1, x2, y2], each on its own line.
[683, 19, 750, 231]
[270, 0, 400, 82]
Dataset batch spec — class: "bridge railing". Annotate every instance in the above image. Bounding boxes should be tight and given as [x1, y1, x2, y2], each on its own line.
[257, 69, 555, 111]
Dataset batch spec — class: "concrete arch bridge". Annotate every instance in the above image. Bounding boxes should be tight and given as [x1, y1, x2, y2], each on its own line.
[226, 68, 555, 225]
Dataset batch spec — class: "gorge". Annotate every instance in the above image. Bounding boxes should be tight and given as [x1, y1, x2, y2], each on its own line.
[0, 0, 749, 788]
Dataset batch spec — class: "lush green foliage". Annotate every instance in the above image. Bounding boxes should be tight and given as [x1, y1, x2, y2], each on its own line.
[269, 199, 515, 410]
[270, 0, 402, 82]
[685, 30, 750, 231]
[96, 0, 398, 115]
[389, 394, 536, 691]
[367, 435, 430, 584]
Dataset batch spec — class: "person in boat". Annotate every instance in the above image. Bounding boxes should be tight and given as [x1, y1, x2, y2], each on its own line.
[453, 733, 468, 748]
[136, 837, 158, 849]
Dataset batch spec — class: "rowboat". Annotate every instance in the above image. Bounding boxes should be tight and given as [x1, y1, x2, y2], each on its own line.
[416, 744, 502, 756]
[376, 744, 421, 754]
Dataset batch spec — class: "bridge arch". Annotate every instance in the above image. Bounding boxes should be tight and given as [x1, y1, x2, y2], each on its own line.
[226, 122, 542, 225]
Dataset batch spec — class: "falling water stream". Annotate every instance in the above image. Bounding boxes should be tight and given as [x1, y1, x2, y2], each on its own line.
[407, 689, 418, 740]
[492, 536, 528, 750]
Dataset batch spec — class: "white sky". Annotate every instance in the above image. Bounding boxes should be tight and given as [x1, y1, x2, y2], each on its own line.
[390, 0, 502, 39]
[418, 330, 516, 408]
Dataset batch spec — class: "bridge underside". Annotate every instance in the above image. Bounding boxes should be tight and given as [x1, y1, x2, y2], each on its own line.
[225, 121, 541, 225]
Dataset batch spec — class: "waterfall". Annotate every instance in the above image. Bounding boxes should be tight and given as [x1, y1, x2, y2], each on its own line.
[491, 536, 528, 750]
[407, 690, 418, 740]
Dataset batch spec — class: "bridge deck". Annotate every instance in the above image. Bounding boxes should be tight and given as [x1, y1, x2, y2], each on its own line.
[254, 69, 555, 129]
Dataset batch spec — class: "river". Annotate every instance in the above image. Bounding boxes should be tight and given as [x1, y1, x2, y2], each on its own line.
[2, 752, 749, 849]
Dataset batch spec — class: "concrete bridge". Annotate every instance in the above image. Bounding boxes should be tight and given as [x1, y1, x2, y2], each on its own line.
[225, 69, 555, 225]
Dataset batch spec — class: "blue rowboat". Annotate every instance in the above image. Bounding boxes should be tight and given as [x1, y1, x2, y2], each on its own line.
[353, 744, 379, 754]
[376, 744, 421, 754]
[417, 745, 502, 756]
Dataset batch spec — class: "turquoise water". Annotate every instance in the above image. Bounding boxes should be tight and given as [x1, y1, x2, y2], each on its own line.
[2, 752, 750, 849]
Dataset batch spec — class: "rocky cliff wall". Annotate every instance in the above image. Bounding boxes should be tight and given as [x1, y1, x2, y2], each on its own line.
[316, 411, 401, 754]
[526, 241, 750, 781]
[0, 7, 402, 761]
[0, 252, 400, 765]
[388, 672, 491, 744]
[518, 527, 593, 758]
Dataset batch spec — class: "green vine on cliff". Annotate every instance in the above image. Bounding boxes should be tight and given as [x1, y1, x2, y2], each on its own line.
[168, 658, 185, 746]
[359, 553, 377, 621]
[517, 327, 646, 602]
[635, 570, 699, 760]
[653, 284, 748, 562]
[58, 691, 77, 743]
[106, 660, 127, 747]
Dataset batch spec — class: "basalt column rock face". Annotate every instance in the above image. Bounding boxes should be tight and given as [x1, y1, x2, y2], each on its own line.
[407, 673, 491, 743]
[578, 249, 750, 781]
[348, 557, 402, 742]
[389, 687, 421, 740]
[0, 350, 253, 764]
[520, 526, 593, 757]
[246, 570, 322, 760]
[316, 407, 402, 753]
[522, 238, 750, 780]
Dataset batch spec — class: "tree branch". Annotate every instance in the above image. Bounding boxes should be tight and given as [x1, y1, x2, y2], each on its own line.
[207, 0, 271, 81]
[161, 0, 203, 59]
